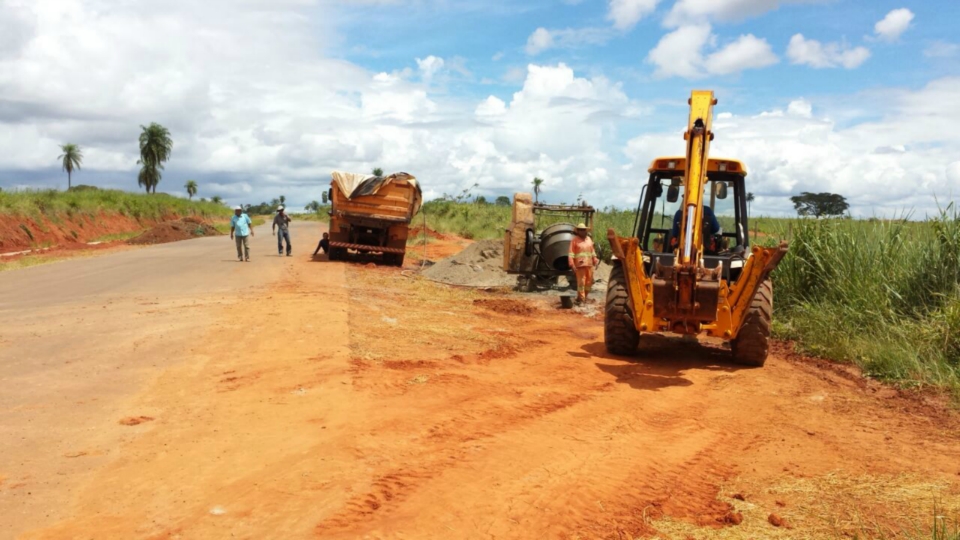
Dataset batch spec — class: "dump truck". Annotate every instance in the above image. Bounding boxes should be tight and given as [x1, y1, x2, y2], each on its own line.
[503, 193, 596, 291]
[605, 90, 788, 365]
[326, 171, 422, 266]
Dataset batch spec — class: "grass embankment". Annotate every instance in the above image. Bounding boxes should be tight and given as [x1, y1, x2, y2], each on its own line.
[416, 200, 960, 401]
[0, 188, 232, 221]
[0, 188, 239, 268]
[771, 212, 960, 400]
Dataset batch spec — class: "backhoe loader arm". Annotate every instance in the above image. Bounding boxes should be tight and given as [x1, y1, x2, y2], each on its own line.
[677, 90, 716, 266]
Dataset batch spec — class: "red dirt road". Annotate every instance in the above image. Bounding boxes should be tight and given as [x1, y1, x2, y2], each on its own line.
[2, 224, 959, 539]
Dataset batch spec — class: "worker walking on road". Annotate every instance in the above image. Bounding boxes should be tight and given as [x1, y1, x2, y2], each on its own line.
[568, 223, 599, 304]
[230, 206, 255, 262]
[273, 206, 292, 256]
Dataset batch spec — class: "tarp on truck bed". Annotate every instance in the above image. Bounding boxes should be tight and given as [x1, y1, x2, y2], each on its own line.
[331, 171, 423, 215]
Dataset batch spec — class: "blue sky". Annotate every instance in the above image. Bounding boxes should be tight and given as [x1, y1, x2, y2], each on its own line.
[1, 0, 958, 216]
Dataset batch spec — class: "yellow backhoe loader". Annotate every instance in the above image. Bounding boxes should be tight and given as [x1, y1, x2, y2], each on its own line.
[605, 90, 788, 365]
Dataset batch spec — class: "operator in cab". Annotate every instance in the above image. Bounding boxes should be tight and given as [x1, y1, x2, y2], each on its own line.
[670, 206, 722, 254]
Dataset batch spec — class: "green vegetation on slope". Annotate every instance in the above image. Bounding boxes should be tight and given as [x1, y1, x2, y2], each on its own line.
[416, 200, 960, 400]
[0, 188, 233, 221]
[771, 209, 960, 399]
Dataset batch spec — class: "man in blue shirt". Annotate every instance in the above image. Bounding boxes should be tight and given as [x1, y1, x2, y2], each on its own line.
[670, 205, 722, 253]
[230, 206, 255, 262]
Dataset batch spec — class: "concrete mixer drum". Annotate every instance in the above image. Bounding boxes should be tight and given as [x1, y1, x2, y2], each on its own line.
[539, 223, 576, 273]
[503, 199, 596, 292]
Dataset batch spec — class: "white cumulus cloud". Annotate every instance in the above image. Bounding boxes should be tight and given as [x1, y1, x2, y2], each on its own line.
[924, 41, 960, 58]
[664, 0, 811, 27]
[607, 0, 660, 31]
[706, 33, 779, 75]
[787, 34, 871, 69]
[628, 77, 960, 216]
[648, 25, 777, 78]
[787, 99, 812, 118]
[416, 55, 445, 81]
[475, 96, 506, 117]
[1, 0, 957, 218]
[874, 8, 914, 42]
[525, 27, 554, 55]
[524, 26, 614, 56]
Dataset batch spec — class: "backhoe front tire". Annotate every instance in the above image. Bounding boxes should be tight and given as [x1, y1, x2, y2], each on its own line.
[604, 264, 640, 356]
[731, 279, 773, 367]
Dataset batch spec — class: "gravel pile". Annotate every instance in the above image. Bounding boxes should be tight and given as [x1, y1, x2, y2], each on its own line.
[421, 240, 517, 288]
[422, 238, 615, 293]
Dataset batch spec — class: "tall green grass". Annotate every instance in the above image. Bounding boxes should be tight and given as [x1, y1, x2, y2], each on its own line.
[771, 209, 960, 398]
[0, 188, 233, 221]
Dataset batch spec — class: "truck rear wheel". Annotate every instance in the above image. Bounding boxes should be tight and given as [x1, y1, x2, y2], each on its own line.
[731, 279, 773, 367]
[604, 264, 640, 356]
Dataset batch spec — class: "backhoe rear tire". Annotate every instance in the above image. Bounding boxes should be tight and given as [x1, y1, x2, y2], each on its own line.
[731, 278, 773, 367]
[604, 264, 640, 356]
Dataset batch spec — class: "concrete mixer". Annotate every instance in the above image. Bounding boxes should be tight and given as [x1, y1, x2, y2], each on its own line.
[502, 194, 596, 292]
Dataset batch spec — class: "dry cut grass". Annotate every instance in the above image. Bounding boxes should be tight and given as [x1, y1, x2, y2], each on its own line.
[650, 473, 960, 540]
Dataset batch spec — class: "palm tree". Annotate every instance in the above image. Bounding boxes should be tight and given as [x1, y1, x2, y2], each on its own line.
[746, 192, 755, 215]
[138, 166, 160, 194]
[279, 195, 286, 206]
[211, 196, 223, 205]
[137, 123, 173, 193]
[372, 167, 384, 177]
[58, 144, 83, 190]
[184, 180, 198, 200]
[531, 177, 544, 203]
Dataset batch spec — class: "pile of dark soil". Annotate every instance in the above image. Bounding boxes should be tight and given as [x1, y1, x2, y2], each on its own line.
[128, 217, 220, 245]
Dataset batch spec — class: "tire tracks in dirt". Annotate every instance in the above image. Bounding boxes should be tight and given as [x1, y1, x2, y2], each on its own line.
[14, 255, 960, 540]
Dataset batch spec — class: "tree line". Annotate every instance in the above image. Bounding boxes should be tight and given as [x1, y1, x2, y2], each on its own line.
[57, 123, 225, 205]
[56, 138, 851, 218]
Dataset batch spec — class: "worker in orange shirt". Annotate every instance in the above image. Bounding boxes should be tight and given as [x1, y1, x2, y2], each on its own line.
[568, 223, 600, 304]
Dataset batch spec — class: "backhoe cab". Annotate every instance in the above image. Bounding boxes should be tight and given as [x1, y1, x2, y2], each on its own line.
[605, 91, 788, 365]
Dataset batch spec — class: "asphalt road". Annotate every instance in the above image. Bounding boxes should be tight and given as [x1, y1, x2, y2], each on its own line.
[0, 221, 323, 308]
[0, 221, 325, 538]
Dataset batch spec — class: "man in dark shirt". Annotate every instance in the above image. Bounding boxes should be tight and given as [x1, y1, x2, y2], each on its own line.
[313, 232, 330, 257]
[670, 205, 722, 252]
[272, 206, 292, 256]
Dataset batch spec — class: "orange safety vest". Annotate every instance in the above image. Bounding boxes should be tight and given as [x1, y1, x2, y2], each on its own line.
[568, 236, 597, 268]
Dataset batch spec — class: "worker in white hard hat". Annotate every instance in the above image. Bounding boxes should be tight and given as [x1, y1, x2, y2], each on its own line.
[272, 205, 292, 256]
[568, 223, 599, 304]
[230, 205, 254, 262]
